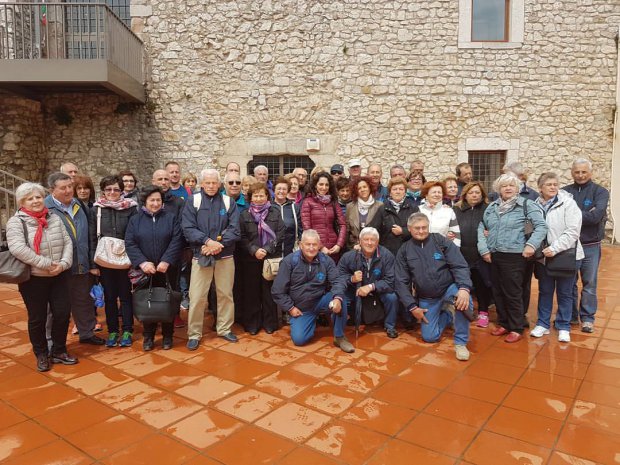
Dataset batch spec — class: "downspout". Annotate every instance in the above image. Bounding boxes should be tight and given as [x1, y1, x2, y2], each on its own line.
[612, 26, 620, 243]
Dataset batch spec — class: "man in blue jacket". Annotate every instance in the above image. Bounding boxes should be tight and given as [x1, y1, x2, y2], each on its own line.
[182, 169, 240, 349]
[45, 172, 104, 347]
[564, 158, 609, 333]
[272, 229, 354, 353]
[395, 213, 473, 361]
[338, 227, 399, 338]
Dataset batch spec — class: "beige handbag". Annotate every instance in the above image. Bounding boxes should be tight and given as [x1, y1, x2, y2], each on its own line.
[93, 207, 131, 269]
[262, 257, 282, 281]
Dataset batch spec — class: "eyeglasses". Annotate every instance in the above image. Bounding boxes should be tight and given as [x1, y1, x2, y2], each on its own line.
[228, 181, 241, 186]
[122, 179, 135, 184]
[104, 188, 121, 193]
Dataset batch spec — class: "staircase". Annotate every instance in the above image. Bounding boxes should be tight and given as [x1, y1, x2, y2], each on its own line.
[0, 169, 28, 244]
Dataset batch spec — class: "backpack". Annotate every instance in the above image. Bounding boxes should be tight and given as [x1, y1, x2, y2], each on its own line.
[192, 192, 231, 211]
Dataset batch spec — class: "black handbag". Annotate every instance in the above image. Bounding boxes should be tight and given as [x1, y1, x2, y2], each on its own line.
[132, 275, 181, 323]
[545, 247, 577, 278]
[361, 295, 384, 325]
[0, 219, 31, 284]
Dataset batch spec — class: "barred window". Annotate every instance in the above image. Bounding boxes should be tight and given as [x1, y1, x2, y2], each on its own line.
[247, 156, 316, 183]
[468, 150, 506, 194]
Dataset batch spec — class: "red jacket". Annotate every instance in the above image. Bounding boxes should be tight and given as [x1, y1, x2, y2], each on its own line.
[301, 195, 347, 251]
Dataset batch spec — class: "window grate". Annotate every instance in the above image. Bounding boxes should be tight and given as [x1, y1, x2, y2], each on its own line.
[247, 156, 316, 183]
[468, 151, 506, 194]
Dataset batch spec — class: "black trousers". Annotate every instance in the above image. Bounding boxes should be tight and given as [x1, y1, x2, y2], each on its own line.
[471, 267, 492, 313]
[19, 272, 71, 356]
[522, 260, 536, 316]
[100, 267, 133, 333]
[490, 252, 527, 333]
[141, 270, 177, 339]
[238, 259, 279, 333]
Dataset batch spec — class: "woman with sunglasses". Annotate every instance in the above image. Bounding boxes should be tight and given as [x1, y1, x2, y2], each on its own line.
[89, 175, 138, 348]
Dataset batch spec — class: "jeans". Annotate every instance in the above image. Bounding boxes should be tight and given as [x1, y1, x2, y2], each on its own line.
[536, 263, 574, 331]
[289, 292, 347, 346]
[344, 289, 398, 331]
[100, 267, 134, 333]
[572, 243, 601, 323]
[418, 283, 472, 346]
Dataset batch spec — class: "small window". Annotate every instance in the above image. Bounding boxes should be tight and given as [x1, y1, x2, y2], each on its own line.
[468, 150, 506, 194]
[247, 155, 315, 183]
[471, 0, 509, 42]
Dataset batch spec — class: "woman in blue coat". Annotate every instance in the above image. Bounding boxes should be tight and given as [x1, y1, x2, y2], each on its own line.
[125, 185, 184, 351]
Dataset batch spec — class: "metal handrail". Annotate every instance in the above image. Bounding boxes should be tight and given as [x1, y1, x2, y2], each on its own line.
[0, 169, 28, 239]
[0, 2, 143, 82]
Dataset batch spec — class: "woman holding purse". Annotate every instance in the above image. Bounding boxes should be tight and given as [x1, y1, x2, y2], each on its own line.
[125, 185, 184, 350]
[89, 175, 137, 348]
[7, 182, 75, 372]
[238, 182, 285, 335]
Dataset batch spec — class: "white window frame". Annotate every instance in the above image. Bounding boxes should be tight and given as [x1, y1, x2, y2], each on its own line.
[458, 0, 525, 49]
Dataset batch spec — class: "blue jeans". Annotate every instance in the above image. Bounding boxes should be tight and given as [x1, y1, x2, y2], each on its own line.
[418, 284, 472, 346]
[344, 289, 398, 331]
[572, 243, 601, 323]
[536, 264, 574, 331]
[289, 293, 347, 346]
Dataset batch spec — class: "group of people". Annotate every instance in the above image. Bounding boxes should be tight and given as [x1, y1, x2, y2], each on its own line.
[4, 155, 608, 370]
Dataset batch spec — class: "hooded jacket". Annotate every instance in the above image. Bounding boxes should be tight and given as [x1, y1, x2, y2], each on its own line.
[535, 189, 584, 260]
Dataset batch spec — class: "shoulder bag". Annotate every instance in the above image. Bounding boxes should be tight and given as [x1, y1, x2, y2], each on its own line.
[545, 246, 577, 278]
[262, 257, 283, 281]
[132, 274, 181, 323]
[0, 219, 31, 284]
[94, 207, 131, 269]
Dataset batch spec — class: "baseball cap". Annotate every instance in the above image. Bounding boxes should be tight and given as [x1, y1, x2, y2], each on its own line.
[330, 164, 344, 174]
[348, 158, 361, 168]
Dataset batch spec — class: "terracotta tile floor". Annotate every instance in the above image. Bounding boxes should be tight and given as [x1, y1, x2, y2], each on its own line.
[1, 246, 620, 464]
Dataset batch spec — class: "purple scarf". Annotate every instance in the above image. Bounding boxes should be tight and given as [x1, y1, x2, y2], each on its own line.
[249, 202, 276, 247]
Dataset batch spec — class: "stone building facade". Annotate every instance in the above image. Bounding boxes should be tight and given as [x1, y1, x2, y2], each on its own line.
[0, 0, 618, 191]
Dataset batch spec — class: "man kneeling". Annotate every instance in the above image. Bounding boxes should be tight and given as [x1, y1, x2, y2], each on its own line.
[272, 229, 354, 353]
[395, 213, 473, 361]
[338, 227, 399, 338]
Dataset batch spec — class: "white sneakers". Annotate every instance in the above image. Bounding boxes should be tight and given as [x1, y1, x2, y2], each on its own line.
[530, 325, 550, 338]
[455, 345, 470, 361]
[558, 330, 571, 343]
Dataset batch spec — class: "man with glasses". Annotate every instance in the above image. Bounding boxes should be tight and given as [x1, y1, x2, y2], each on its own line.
[224, 172, 247, 212]
[293, 167, 308, 191]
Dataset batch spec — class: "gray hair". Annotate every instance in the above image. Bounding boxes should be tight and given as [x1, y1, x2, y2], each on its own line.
[200, 169, 220, 182]
[502, 161, 526, 177]
[253, 165, 268, 175]
[60, 162, 77, 173]
[537, 172, 558, 188]
[15, 182, 47, 205]
[492, 174, 520, 193]
[223, 172, 240, 183]
[359, 227, 380, 241]
[47, 172, 71, 189]
[300, 229, 320, 242]
[572, 157, 592, 171]
[407, 212, 430, 227]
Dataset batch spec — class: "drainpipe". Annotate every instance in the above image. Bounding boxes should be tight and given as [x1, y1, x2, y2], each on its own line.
[612, 26, 620, 243]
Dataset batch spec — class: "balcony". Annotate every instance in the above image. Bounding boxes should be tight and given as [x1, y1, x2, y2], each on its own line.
[0, 2, 145, 103]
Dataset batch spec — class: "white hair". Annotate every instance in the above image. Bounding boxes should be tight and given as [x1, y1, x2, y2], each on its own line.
[15, 182, 47, 205]
[492, 174, 520, 193]
[200, 169, 220, 182]
[253, 165, 268, 174]
[359, 227, 380, 241]
[502, 161, 526, 177]
[572, 158, 592, 171]
[300, 229, 320, 242]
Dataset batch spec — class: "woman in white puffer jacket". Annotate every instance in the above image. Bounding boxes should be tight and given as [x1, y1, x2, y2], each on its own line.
[7, 182, 74, 372]
[531, 172, 584, 343]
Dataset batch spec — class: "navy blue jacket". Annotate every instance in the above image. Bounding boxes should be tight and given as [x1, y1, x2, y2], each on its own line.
[163, 191, 186, 222]
[45, 195, 90, 275]
[271, 251, 345, 312]
[272, 201, 301, 257]
[563, 180, 609, 245]
[125, 208, 184, 268]
[395, 233, 472, 310]
[338, 245, 395, 294]
[182, 191, 240, 260]
[378, 198, 418, 256]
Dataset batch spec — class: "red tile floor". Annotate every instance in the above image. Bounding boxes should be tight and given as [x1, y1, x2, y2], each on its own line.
[1, 247, 620, 464]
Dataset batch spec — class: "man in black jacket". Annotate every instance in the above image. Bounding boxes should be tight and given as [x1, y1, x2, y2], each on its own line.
[272, 229, 354, 353]
[395, 213, 473, 361]
[338, 227, 399, 338]
[564, 158, 609, 333]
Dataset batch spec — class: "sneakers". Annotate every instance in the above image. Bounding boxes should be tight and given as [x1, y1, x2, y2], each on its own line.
[186, 339, 200, 351]
[119, 331, 133, 347]
[106, 332, 119, 347]
[581, 322, 594, 333]
[174, 315, 185, 328]
[94, 323, 103, 332]
[143, 337, 154, 351]
[180, 299, 189, 311]
[558, 330, 571, 343]
[530, 325, 550, 338]
[476, 312, 489, 328]
[455, 344, 470, 361]
[334, 336, 355, 353]
[386, 328, 398, 339]
[491, 326, 508, 336]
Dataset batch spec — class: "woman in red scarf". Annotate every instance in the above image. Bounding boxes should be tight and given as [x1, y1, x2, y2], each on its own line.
[238, 182, 285, 334]
[7, 182, 74, 372]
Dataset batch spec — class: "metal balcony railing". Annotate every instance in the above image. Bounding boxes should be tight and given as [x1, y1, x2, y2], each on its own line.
[0, 169, 28, 243]
[0, 2, 143, 83]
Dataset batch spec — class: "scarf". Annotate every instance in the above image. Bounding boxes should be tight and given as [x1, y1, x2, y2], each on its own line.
[498, 195, 518, 215]
[94, 197, 137, 210]
[315, 194, 332, 205]
[388, 197, 406, 213]
[20, 207, 49, 254]
[357, 195, 375, 216]
[140, 205, 164, 217]
[249, 202, 276, 247]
